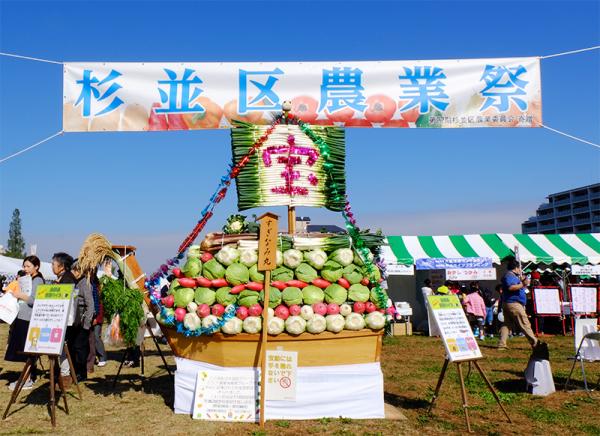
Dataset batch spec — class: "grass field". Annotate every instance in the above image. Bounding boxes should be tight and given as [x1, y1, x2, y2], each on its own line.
[1, 324, 599, 435]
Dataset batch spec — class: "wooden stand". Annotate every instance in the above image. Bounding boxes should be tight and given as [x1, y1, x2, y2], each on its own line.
[428, 358, 511, 433]
[112, 321, 173, 388]
[3, 347, 81, 427]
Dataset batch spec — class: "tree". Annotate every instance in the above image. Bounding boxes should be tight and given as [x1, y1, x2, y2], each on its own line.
[6, 208, 25, 258]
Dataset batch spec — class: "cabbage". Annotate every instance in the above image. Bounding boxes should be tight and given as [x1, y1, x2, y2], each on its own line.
[267, 317, 285, 335]
[276, 250, 283, 266]
[174, 288, 195, 308]
[272, 266, 294, 282]
[215, 245, 240, 266]
[201, 315, 220, 331]
[285, 316, 306, 335]
[344, 312, 366, 331]
[302, 285, 324, 304]
[325, 314, 345, 332]
[353, 250, 374, 266]
[203, 258, 225, 280]
[348, 284, 370, 302]
[238, 290, 259, 307]
[304, 249, 328, 270]
[295, 263, 318, 283]
[194, 287, 216, 306]
[306, 314, 326, 333]
[300, 305, 314, 320]
[324, 283, 348, 305]
[330, 248, 354, 267]
[248, 264, 265, 282]
[370, 288, 389, 305]
[321, 260, 343, 283]
[259, 287, 282, 308]
[283, 249, 303, 269]
[239, 249, 258, 267]
[182, 257, 202, 277]
[282, 287, 303, 306]
[168, 279, 182, 295]
[216, 287, 237, 306]
[366, 311, 386, 330]
[343, 264, 363, 285]
[340, 303, 352, 316]
[363, 265, 382, 282]
[222, 317, 243, 335]
[225, 263, 249, 285]
[187, 245, 201, 258]
[183, 312, 202, 331]
[243, 316, 262, 334]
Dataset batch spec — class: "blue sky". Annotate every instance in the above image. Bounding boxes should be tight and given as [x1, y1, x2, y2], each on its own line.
[1, 0, 599, 271]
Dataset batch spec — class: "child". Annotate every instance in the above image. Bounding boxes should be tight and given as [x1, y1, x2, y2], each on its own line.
[463, 284, 487, 340]
[2, 270, 27, 294]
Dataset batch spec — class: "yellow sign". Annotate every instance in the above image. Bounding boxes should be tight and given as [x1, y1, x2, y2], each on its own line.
[257, 213, 278, 271]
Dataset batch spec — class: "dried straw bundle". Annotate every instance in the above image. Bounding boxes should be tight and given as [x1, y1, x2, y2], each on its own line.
[78, 233, 118, 273]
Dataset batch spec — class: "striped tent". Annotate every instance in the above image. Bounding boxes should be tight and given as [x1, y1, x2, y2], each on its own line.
[386, 233, 600, 266]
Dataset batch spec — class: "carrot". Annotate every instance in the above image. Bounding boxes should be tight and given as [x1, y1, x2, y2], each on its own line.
[312, 278, 331, 289]
[286, 280, 308, 288]
[177, 278, 197, 288]
[211, 278, 228, 288]
[271, 281, 287, 290]
[246, 282, 263, 291]
[230, 284, 246, 294]
[337, 278, 351, 289]
[195, 277, 212, 287]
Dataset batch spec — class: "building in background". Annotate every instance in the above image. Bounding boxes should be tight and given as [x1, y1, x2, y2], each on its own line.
[522, 183, 600, 234]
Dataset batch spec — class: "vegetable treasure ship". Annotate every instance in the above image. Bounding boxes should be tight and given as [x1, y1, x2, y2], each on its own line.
[118, 109, 392, 368]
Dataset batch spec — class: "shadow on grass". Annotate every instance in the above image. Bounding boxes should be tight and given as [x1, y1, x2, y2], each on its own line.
[384, 391, 430, 410]
[84, 373, 174, 407]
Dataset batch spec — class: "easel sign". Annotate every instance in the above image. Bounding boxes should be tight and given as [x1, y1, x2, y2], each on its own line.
[532, 287, 565, 335]
[24, 284, 74, 355]
[427, 294, 482, 362]
[569, 285, 598, 315]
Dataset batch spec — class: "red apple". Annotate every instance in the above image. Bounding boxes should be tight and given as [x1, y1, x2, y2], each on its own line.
[249, 304, 263, 317]
[211, 304, 225, 317]
[174, 308, 187, 322]
[274, 305, 290, 320]
[236, 306, 249, 320]
[197, 304, 210, 318]
[327, 303, 340, 315]
[288, 304, 302, 316]
[365, 302, 377, 313]
[353, 302, 366, 314]
[200, 252, 213, 263]
[162, 295, 174, 308]
[312, 302, 328, 316]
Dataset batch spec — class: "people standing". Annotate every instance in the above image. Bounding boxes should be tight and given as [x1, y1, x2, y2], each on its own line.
[52, 252, 76, 387]
[421, 279, 437, 336]
[463, 283, 487, 340]
[5, 256, 45, 391]
[497, 258, 539, 350]
[481, 284, 501, 337]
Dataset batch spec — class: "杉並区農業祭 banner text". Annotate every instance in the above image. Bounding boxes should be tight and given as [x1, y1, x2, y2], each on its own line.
[63, 57, 542, 132]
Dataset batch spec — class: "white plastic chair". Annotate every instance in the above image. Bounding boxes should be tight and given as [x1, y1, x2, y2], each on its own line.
[565, 331, 600, 394]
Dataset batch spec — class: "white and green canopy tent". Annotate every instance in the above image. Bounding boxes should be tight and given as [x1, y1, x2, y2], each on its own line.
[383, 233, 600, 268]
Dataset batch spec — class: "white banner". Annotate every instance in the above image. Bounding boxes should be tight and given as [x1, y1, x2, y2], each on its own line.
[572, 265, 600, 275]
[63, 57, 542, 132]
[445, 268, 497, 281]
[570, 286, 598, 314]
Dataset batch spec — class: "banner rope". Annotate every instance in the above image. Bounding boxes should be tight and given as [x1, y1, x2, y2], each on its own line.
[0, 51, 62, 65]
[540, 45, 600, 59]
[540, 124, 600, 150]
[0, 130, 64, 164]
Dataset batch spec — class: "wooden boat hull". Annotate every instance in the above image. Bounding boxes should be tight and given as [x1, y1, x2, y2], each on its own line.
[163, 328, 383, 367]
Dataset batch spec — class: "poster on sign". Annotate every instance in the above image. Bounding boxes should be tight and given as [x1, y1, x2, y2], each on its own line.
[193, 370, 257, 422]
[24, 284, 73, 355]
[571, 265, 600, 276]
[570, 286, 598, 314]
[446, 268, 497, 281]
[427, 294, 482, 362]
[533, 287, 562, 315]
[265, 350, 298, 401]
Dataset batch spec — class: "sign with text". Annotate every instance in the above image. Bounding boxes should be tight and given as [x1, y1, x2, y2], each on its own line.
[571, 265, 600, 276]
[257, 213, 278, 271]
[570, 286, 598, 314]
[386, 263, 415, 276]
[63, 58, 542, 132]
[416, 257, 492, 270]
[533, 287, 562, 315]
[193, 370, 257, 422]
[265, 350, 298, 401]
[24, 284, 74, 355]
[427, 294, 482, 362]
[446, 268, 497, 281]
